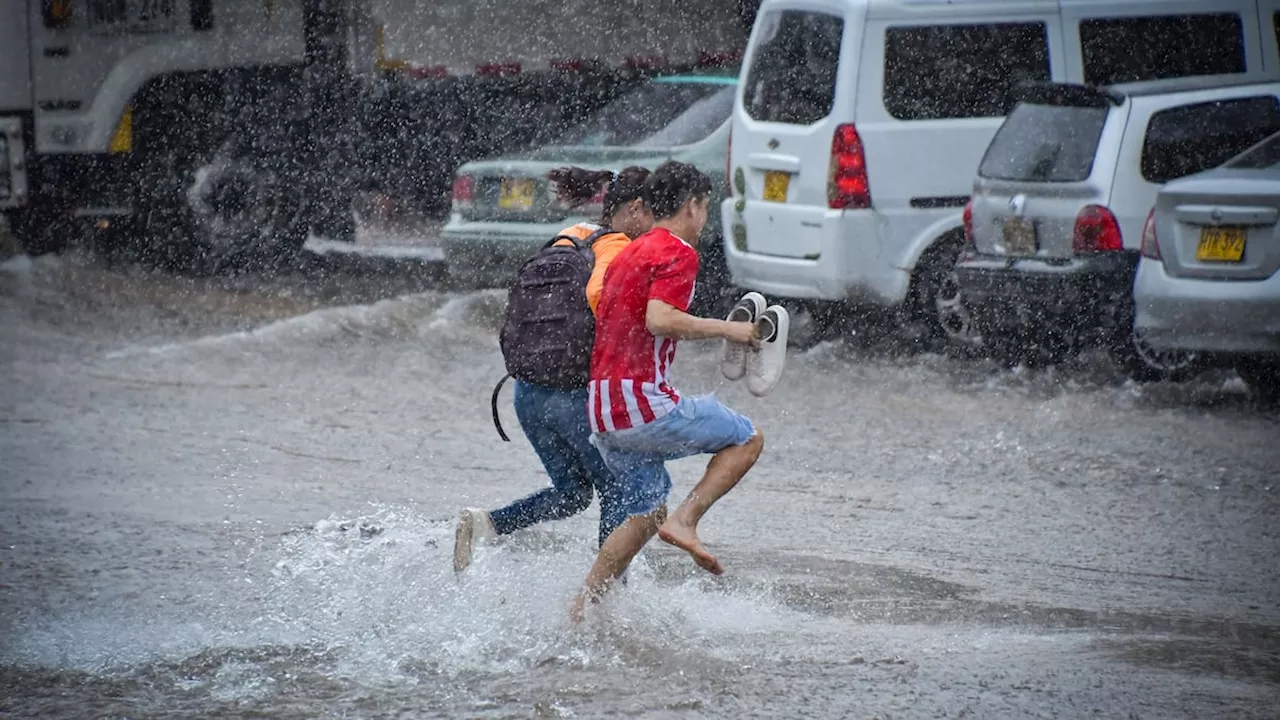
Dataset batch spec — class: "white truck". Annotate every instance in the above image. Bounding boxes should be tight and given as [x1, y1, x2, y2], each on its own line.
[0, 0, 753, 269]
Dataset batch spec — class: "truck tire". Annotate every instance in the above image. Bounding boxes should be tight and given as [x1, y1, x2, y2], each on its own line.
[142, 140, 306, 273]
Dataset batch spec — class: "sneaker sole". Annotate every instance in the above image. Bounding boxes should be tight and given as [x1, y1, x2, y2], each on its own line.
[748, 305, 790, 397]
[453, 512, 475, 572]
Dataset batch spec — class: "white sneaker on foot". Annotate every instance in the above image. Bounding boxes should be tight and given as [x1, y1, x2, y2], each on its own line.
[721, 291, 767, 381]
[453, 508, 497, 572]
[747, 305, 790, 397]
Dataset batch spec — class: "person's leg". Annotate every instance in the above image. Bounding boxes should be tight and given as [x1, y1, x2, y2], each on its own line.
[487, 381, 594, 535]
[644, 394, 763, 574]
[570, 507, 665, 622]
[658, 430, 763, 574]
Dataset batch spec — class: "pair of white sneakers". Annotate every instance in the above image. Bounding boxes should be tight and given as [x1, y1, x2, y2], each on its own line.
[720, 292, 789, 397]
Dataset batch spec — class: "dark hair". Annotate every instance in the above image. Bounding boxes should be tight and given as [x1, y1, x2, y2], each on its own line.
[642, 161, 712, 219]
[546, 166, 651, 222]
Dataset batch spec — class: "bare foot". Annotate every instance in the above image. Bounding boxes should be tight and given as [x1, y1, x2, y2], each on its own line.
[658, 517, 724, 575]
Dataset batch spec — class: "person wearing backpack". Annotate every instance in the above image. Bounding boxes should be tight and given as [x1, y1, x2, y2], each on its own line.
[453, 166, 654, 572]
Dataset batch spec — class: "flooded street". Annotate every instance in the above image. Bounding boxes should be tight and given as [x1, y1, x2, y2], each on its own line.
[1, 247, 1278, 719]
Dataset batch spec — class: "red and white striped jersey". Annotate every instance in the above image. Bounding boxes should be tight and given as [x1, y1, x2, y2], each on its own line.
[588, 228, 698, 433]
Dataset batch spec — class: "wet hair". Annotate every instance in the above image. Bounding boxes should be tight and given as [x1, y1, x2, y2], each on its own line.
[546, 166, 651, 222]
[642, 160, 712, 219]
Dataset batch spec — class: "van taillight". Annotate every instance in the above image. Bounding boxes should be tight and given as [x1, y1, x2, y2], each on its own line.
[725, 124, 733, 196]
[828, 123, 870, 210]
[451, 175, 474, 210]
[962, 199, 975, 247]
[1073, 204, 1123, 253]
[1139, 207, 1160, 260]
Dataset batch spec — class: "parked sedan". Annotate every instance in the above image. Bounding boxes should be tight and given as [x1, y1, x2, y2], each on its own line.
[1134, 130, 1280, 401]
[442, 73, 737, 310]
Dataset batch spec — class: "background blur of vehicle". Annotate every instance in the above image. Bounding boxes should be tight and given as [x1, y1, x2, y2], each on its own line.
[1134, 130, 1280, 401]
[442, 74, 738, 310]
[957, 75, 1280, 380]
[0, 0, 755, 272]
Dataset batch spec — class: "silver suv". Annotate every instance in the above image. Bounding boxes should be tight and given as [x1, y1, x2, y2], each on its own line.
[957, 74, 1280, 380]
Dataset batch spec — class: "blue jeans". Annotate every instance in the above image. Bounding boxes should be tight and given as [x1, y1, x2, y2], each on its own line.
[489, 380, 625, 547]
[592, 394, 757, 523]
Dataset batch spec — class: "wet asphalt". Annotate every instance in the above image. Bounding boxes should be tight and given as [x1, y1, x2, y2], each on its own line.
[0, 235, 1277, 719]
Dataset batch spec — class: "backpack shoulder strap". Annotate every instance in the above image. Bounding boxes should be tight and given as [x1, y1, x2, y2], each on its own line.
[543, 233, 582, 250]
[582, 226, 616, 248]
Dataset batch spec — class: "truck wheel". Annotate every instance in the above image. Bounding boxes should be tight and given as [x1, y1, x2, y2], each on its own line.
[142, 141, 306, 273]
[181, 144, 306, 271]
[913, 237, 982, 355]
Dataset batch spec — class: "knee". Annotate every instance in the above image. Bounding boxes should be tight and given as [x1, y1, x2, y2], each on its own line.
[748, 428, 765, 453]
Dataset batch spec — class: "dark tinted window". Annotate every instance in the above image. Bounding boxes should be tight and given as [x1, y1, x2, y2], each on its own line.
[1081, 14, 1246, 86]
[1226, 131, 1280, 169]
[555, 82, 728, 147]
[979, 103, 1110, 181]
[636, 86, 735, 148]
[884, 23, 1050, 120]
[744, 10, 843, 125]
[1142, 96, 1280, 183]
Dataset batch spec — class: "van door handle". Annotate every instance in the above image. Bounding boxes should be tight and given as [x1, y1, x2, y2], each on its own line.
[746, 153, 801, 173]
[1174, 204, 1279, 226]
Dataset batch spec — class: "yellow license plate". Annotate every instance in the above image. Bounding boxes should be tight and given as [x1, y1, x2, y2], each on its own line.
[1002, 217, 1037, 255]
[498, 178, 535, 210]
[763, 171, 789, 203]
[1196, 227, 1246, 262]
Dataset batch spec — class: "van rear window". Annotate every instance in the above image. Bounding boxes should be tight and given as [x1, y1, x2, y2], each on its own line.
[1142, 96, 1280, 183]
[1080, 13, 1246, 86]
[978, 103, 1109, 182]
[743, 10, 843, 125]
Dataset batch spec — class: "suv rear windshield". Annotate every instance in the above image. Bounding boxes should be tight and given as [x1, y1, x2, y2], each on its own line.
[978, 103, 1110, 182]
[743, 9, 843, 125]
[1142, 96, 1280, 183]
[555, 81, 730, 147]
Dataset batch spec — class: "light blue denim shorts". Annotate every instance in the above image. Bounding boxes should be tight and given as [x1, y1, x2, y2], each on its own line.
[591, 394, 756, 521]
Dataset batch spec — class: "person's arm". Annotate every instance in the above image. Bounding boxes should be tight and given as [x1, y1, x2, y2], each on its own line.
[585, 234, 628, 315]
[647, 299, 755, 342]
[644, 248, 756, 343]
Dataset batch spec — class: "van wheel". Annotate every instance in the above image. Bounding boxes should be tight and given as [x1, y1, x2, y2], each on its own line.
[1235, 358, 1280, 403]
[1106, 302, 1200, 383]
[913, 238, 982, 354]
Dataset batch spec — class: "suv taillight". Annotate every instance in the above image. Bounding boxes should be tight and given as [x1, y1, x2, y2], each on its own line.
[451, 175, 474, 211]
[962, 199, 975, 248]
[1073, 204, 1123, 253]
[1139, 207, 1160, 260]
[828, 123, 870, 210]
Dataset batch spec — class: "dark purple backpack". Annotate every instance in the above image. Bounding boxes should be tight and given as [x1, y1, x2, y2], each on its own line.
[491, 227, 612, 440]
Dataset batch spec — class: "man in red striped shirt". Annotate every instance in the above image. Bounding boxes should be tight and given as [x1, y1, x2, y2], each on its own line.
[572, 161, 764, 621]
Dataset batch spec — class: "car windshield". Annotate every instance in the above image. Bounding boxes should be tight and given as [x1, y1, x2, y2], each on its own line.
[553, 81, 733, 148]
[1226, 130, 1280, 169]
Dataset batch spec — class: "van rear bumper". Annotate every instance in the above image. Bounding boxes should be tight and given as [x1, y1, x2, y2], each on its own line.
[720, 199, 911, 306]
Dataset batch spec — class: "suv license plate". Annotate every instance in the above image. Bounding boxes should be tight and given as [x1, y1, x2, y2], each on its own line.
[1002, 217, 1037, 255]
[498, 178, 535, 210]
[1196, 227, 1245, 262]
[763, 171, 789, 203]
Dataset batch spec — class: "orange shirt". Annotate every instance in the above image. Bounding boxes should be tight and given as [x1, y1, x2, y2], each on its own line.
[552, 223, 631, 315]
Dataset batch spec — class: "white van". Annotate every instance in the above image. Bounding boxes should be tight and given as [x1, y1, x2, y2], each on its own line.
[722, 0, 1280, 348]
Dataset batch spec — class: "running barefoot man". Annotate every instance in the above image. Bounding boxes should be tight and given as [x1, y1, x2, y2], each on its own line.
[571, 161, 764, 621]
